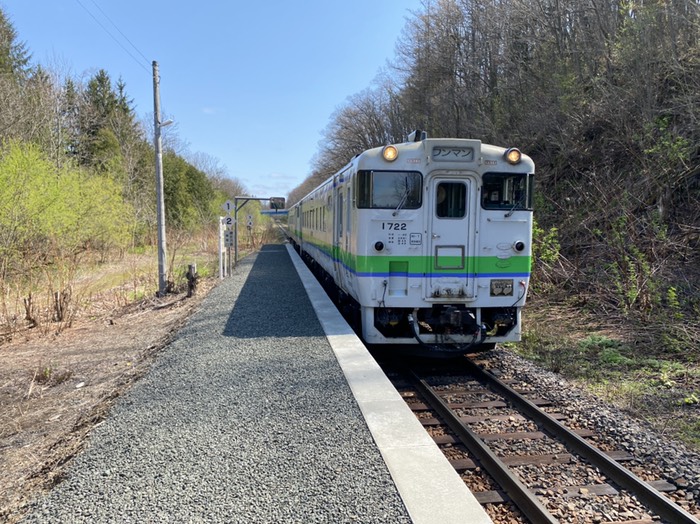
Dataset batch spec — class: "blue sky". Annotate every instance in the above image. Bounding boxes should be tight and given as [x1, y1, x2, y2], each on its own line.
[3, 0, 423, 199]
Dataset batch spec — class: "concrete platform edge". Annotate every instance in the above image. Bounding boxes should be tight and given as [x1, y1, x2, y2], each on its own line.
[286, 244, 493, 524]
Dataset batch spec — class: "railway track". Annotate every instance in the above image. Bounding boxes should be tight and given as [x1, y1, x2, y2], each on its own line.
[383, 356, 700, 524]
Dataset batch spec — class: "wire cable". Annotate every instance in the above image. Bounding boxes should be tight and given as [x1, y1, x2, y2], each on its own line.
[87, 0, 150, 65]
[511, 280, 527, 307]
[74, 0, 150, 72]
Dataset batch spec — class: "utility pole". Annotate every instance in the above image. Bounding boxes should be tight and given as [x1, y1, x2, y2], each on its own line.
[152, 61, 169, 297]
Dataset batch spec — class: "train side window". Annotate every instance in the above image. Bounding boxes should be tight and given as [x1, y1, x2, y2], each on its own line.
[436, 182, 466, 218]
[338, 194, 344, 238]
[346, 187, 352, 235]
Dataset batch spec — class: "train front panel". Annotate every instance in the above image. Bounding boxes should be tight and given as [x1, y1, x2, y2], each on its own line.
[348, 138, 534, 349]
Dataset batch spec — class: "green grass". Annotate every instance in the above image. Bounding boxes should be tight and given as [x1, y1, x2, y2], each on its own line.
[680, 419, 700, 447]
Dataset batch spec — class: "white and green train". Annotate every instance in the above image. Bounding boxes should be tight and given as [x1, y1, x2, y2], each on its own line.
[288, 131, 534, 354]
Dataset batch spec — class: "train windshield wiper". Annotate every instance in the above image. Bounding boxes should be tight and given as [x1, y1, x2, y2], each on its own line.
[392, 177, 410, 217]
[505, 195, 524, 218]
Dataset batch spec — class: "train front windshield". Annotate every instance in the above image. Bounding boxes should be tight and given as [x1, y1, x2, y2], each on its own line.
[357, 170, 422, 209]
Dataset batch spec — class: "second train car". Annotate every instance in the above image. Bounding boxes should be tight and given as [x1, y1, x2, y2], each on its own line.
[288, 131, 534, 354]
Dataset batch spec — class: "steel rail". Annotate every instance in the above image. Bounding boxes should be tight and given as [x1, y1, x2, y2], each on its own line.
[460, 357, 700, 524]
[407, 369, 559, 524]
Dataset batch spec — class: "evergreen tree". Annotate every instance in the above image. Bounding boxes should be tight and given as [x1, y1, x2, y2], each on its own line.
[61, 78, 82, 159]
[74, 70, 141, 184]
[0, 8, 31, 79]
[0, 7, 33, 143]
[79, 69, 119, 162]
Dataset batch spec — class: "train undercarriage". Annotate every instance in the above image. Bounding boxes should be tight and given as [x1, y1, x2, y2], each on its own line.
[297, 243, 517, 356]
[374, 305, 517, 340]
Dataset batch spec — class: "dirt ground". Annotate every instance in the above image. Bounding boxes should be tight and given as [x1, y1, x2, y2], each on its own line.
[0, 279, 218, 524]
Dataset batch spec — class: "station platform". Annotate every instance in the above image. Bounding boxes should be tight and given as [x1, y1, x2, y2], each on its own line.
[24, 244, 491, 523]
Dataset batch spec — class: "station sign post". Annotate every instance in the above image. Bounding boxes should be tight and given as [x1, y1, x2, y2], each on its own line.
[218, 196, 288, 277]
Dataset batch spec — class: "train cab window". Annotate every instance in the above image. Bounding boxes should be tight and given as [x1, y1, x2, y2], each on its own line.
[482, 172, 534, 211]
[357, 170, 422, 209]
[436, 182, 466, 218]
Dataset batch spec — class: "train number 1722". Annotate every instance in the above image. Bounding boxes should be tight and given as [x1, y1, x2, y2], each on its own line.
[382, 222, 407, 231]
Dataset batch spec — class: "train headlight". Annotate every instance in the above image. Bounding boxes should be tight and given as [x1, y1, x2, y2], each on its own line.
[382, 145, 398, 162]
[504, 148, 522, 165]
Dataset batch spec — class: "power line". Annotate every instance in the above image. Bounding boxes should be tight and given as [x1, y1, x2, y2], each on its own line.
[74, 0, 150, 73]
[87, 0, 151, 65]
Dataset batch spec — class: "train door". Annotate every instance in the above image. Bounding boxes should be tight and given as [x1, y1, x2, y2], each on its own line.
[299, 203, 303, 235]
[426, 175, 476, 299]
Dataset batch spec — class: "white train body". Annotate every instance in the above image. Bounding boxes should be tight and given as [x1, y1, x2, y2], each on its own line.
[288, 134, 534, 351]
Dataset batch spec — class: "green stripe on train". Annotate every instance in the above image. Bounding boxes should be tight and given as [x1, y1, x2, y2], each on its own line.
[353, 255, 531, 274]
[296, 236, 531, 275]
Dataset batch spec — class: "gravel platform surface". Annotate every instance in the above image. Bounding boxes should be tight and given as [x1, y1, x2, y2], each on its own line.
[24, 245, 412, 523]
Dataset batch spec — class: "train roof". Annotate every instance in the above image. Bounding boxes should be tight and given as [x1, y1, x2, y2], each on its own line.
[293, 136, 534, 207]
[356, 137, 534, 172]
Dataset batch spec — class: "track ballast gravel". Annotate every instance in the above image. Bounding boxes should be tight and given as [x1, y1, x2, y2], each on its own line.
[24, 245, 412, 523]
